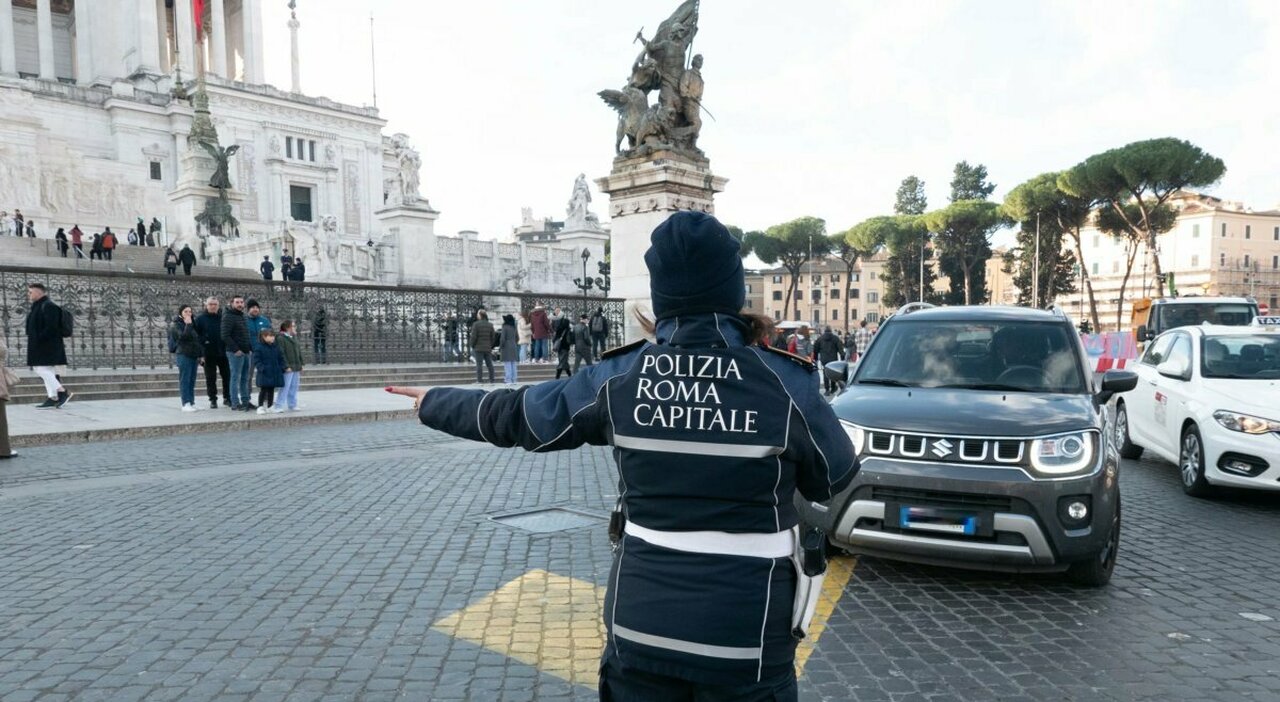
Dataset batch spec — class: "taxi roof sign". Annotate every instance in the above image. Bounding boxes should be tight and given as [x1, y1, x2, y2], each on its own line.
[1252, 315, 1280, 328]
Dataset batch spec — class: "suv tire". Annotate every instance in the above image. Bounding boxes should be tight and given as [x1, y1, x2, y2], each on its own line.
[1115, 402, 1143, 460]
[1179, 425, 1213, 498]
[1066, 496, 1120, 587]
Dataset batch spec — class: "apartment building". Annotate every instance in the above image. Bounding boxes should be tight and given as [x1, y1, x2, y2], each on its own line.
[757, 250, 891, 331]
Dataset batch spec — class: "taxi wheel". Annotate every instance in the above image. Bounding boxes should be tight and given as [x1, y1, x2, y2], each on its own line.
[1066, 496, 1120, 587]
[1179, 425, 1213, 498]
[1115, 402, 1143, 460]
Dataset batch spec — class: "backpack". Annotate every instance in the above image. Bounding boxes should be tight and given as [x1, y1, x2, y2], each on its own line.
[167, 329, 178, 354]
[590, 315, 604, 333]
[58, 306, 74, 338]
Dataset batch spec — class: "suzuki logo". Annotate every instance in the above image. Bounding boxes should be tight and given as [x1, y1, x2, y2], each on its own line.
[931, 439, 954, 458]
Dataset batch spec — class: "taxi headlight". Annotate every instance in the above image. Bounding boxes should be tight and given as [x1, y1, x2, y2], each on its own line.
[1030, 432, 1096, 475]
[840, 421, 865, 454]
[1213, 411, 1280, 435]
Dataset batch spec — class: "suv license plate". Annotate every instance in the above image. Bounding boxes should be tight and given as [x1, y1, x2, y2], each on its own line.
[897, 506, 981, 536]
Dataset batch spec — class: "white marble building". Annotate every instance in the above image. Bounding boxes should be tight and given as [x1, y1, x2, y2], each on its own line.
[0, 0, 607, 294]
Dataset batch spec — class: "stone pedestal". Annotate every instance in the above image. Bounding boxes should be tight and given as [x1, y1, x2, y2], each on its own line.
[595, 150, 727, 342]
[167, 148, 243, 250]
[376, 202, 440, 285]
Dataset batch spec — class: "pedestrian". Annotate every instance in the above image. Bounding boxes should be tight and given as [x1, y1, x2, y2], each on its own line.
[13, 209, 23, 237]
[101, 227, 116, 260]
[517, 311, 532, 363]
[150, 217, 162, 246]
[470, 310, 496, 384]
[589, 307, 610, 358]
[771, 328, 788, 350]
[814, 326, 842, 395]
[69, 224, 84, 258]
[135, 217, 146, 247]
[0, 335, 19, 459]
[163, 246, 179, 275]
[310, 305, 328, 364]
[290, 258, 306, 282]
[278, 320, 304, 411]
[530, 304, 551, 363]
[852, 319, 872, 362]
[170, 305, 205, 412]
[220, 295, 255, 411]
[498, 313, 519, 384]
[24, 282, 74, 409]
[89, 232, 103, 260]
[127, 227, 138, 246]
[789, 325, 813, 360]
[253, 329, 285, 414]
[54, 227, 68, 257]
[281, 255, 293, 281]
[259, 255, 275, 280]
[443, 314, 460, 363]
[388, 211, 856, 700]
[551, 306, 570, 366]
[25, 218, 35, 238]
[573, 313, 594, 372]
[245, 299, 273, 389]
[195, 297, 230, 409]
[179, 244, 197, 275]
[554, 317, 573, 379]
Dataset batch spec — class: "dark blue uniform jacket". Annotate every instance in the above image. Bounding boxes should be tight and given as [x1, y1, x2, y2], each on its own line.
[419, 313, 857, 685]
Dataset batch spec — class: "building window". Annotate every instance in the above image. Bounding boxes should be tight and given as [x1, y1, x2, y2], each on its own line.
[1245, 225, 1251, 239]
[1271, 295, 1278, 312]
[309, 140, 317, 162]
[831, 274, 840, 283]
[849, 289, 859, 299]
[286, 136, 293, 158]
[1190, 254, 1199, 267]
[1091, 262, 1098, 275]
[867, 291, 879, 304]
[869, 272, 877, 281]
[289, 184, 313, 222]
[772, 275, 783, 283]
[832, 309, 839, 320]
[1273, 255, 1278, 270]
[867, 312, 880, 323]
[1222, 223, 1227, 237]
[1112, 261, 1119, 273]
[797, 290, 805, 301]
[830, 289, 840, 299]
[1192, 224, 1200, 238]
[772, 291, 782, 301]
[745, 284, 753, 293]
[1092, 234, 1100, 247]
[850, 273, 860, 282]
[773, 310, 780, 321]
[1274, 226, 1279, 241]
[812, 290, 821, 302]
[1244, 254, 1251, 268]
[850, 308, 858, 321]
[1220, 252, 1226, 267]
[812, 310, 821, 323]
[149, 162, 162, 181]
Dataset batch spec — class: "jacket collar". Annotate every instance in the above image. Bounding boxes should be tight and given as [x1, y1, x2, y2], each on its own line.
[656, 313, 749, 349]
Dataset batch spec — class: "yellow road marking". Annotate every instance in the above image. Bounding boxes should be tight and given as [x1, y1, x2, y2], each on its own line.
[432, 557, 857, 689]
[794, 555, 857, 676]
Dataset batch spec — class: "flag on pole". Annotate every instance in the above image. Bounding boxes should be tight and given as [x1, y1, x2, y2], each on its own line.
[193, 0, 206, 39]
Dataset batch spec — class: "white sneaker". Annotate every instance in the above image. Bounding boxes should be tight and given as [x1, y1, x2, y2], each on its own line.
[256, 406, 267, 415]
[181, 404, 197, 412]
[288, 406, 301, 411]
[270, 406, 285, 414]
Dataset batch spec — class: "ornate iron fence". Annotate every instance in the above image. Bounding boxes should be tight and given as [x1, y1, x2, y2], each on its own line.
[1, 266, 625, 369]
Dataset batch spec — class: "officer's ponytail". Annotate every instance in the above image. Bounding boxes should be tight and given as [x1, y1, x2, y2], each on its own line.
[632, 308, 776, 346]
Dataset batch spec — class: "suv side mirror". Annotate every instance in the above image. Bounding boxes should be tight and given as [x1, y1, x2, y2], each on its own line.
[1096, 369, 1138, 405]
[1136, 325, 1154, 342]
[823, 360, 849, 385]
[1156, 358, 1191, 381]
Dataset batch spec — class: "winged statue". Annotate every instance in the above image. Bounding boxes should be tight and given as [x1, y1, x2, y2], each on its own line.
[198, 140, 240, 191]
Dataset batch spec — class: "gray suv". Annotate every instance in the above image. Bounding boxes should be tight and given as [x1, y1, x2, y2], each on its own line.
[800, 305, 1138, 586]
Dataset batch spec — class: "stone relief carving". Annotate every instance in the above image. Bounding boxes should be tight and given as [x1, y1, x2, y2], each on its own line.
[238, 141, 259, 221]
[342, 160, 361, 235]
[269, 135, 282, 155]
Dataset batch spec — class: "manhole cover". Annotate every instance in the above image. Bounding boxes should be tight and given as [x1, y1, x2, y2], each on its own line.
[490, 507, 606, 533]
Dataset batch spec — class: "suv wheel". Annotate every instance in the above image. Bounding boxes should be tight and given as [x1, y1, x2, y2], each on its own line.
[1179, 425, 1212, 498]
[1115, 402, 1143, 460]
[1066, 496, 1120, 587]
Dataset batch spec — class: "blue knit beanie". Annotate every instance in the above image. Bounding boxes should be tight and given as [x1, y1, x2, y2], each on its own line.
[645, 211, 745, 320]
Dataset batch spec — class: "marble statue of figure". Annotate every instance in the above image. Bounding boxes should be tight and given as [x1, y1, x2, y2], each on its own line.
[320, 214, 343, 272]
[498, 267, 529, 293]
[389, 133, 422, 204]
[678, 54, 704, 148]
[269, 135, 281, 155]
[566, 174, 593, 228]
[198, 140, 240, 191]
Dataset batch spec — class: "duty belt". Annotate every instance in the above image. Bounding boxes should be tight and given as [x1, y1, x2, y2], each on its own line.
[624, 522, 794, 559]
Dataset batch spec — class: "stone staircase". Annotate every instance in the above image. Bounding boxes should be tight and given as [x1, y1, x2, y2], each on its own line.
[0, 235, 261, 280]
[8, 361, 559, 404]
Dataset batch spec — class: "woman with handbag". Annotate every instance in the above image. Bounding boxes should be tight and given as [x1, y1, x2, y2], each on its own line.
[0, 336, 19, 459]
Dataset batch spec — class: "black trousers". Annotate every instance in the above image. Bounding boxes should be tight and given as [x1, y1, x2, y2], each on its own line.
[598, 654, 797, 702]
[204, 351, 230, 403]
[474, 351, 494, 383]
[574, 347, 594, 372]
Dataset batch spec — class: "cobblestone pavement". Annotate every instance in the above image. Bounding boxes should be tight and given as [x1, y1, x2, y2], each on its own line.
[2, 420, 1279, 701]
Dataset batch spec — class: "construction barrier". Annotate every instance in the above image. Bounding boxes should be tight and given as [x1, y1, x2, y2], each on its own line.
[1081, 333, 1139, 372]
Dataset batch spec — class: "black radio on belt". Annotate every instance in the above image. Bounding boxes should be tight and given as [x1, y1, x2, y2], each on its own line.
[608, 499, 625, 546]
[799, 526, 827, 577]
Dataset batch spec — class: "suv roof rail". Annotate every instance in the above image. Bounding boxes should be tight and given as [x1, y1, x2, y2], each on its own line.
[1046, 305, 1069, 319]
[895, 302, 936, 316]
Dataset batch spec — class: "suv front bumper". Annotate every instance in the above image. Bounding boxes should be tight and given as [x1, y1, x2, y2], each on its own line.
[802, 456, 1119, 573]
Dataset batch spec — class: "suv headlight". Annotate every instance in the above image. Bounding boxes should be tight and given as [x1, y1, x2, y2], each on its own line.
[1213, 411, 1280, 435]
[840, 421, 865, 454]
[1030, 432, 1096, 475]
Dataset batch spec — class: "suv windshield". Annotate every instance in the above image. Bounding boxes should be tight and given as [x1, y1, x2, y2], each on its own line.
[1158, 303, 1257, 330]
[1201, 334, 1280, 379]
[855, 320, 1088, 393]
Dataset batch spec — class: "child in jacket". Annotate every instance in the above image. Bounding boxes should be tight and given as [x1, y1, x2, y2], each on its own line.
[253, 329, 286, 414]
[277, 320, 304, 411]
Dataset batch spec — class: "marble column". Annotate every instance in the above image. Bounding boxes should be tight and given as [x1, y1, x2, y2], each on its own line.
[73, 5, 92, 82]
[241, 0, 260, 83]
[210, 0, 227, 76]
[175, 0, 195, 77]
[36, 0, 55, 80]
[0, 0, 16, 76]
[137, 0, 162, 74]
[287, 8, 300, 93]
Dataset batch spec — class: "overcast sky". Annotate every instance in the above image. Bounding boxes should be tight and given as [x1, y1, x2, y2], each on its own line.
[261, 0, 1280, 246]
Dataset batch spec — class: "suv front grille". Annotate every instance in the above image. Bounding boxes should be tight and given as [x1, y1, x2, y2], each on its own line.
[864, 430, 1028, 467]
[871, 486, 1014, 512]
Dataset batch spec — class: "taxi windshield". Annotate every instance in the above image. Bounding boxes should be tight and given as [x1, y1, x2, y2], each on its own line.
[1201, 334, 1280, 379]
[1159, 303, 1256, 329]
[854, 320, 1088, 393]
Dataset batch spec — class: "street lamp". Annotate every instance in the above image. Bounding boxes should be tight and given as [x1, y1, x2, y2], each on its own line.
[573, 247, 595, 304]
[596, 260, 612, 297]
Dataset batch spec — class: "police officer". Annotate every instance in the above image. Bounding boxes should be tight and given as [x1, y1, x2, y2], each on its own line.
[390, 212, 857, 700]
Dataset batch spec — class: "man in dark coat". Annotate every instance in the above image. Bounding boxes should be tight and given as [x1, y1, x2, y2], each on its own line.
[290, 258, 306, 282]
[573, 313, 594, 372]
[195, 297, 231, 409]
[178, 244, 197, 275]
[259, 256, 275, 281]
[25, 283, 73, 409]
[589, 307, 610, 358]
[470, 310, 496, 384]
[814, 326, 843, 394]
[220, 295, 255, 410]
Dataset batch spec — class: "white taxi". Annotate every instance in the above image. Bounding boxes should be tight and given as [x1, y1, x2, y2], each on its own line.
[1115, 317, 1280, 496]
